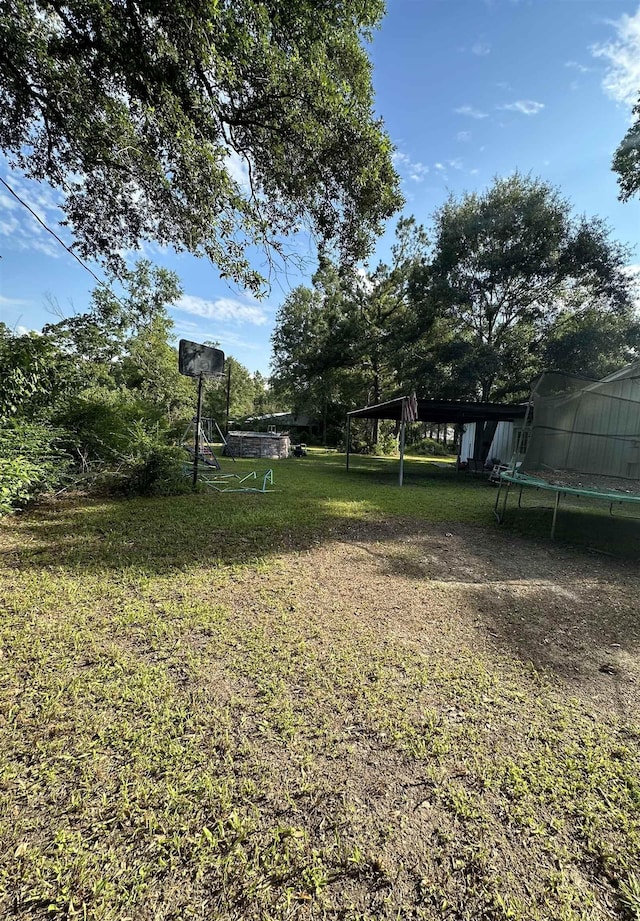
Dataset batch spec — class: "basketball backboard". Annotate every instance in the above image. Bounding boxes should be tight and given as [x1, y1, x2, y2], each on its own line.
[178, 340, 225, 378]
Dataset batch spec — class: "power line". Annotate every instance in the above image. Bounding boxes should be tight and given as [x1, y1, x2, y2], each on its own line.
[0, 174, 127, 308]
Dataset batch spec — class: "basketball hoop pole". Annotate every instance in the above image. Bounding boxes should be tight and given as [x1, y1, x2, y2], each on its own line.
[193, 373, 204, 490]
[225, 362, 232, 435]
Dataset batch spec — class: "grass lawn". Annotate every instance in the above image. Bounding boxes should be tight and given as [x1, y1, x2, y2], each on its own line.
[1, 451, 639, 920]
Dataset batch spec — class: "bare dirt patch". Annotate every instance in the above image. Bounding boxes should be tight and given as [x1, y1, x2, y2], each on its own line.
[200, 520, 640, 918]
[229, 518, 640, 720]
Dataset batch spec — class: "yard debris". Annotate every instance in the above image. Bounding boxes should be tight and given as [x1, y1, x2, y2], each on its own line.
[599, 663, 618, 675]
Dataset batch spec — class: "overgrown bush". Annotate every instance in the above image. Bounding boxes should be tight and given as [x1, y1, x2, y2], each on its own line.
[119, 444, 189, 497]
[410, 437, 451, 457]
[55, 392, 191, 497]
[372, 431, 398, 456]
[55, 386, 164, 469]
[0, 423, 71, 514]
[113, 423, 190, 497]
[0, 457, 47, 515]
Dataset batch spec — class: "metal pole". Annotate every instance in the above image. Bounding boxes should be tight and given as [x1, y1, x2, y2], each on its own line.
[214, 418, 235, 464]
[193, 373, 203, 490]
[550, 490, 560, 539]
[399, 418, 406, 487]
[514, 397, 533, 474]
[225, 362, 232, 436]
[346, 416, 351, 472]
[494, 478, 510, 523]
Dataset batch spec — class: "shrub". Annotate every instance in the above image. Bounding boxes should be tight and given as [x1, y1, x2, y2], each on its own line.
[372, 431, 398, 456]
[112, 423, 190, 497]
[0, 457, 45, 515]
[410, 437, 451, 457]
[55, 393, 190, 497]
[0, 423, 71, 514]
[119, 444, 189, 497]
[55, 386, 160, 468]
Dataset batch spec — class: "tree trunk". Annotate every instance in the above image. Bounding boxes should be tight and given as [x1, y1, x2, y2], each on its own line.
[371, 363, 381, 444]
[322, 395, 327, 446]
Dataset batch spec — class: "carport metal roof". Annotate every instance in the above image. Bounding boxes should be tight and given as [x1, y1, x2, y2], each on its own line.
[347, 397, 527, 424]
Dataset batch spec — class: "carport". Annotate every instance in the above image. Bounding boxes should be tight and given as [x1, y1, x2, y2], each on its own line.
[346, 396, 527, 486]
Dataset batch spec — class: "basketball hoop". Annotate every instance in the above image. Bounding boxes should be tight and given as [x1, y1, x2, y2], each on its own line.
[178, 339, 225, 379]
[178, 339, 226, 488]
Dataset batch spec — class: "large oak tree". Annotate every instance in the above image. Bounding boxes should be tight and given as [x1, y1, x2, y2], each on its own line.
[613, 103, 640, 201]
[425, 174, 634, 400]
[0, 0, 402, 290]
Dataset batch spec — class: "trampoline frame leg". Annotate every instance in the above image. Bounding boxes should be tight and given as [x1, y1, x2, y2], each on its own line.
[550, 490, 560, 539]
[494, 478, 511, 524]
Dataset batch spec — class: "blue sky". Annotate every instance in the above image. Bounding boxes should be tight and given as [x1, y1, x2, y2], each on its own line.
[1, 0, 640, 375]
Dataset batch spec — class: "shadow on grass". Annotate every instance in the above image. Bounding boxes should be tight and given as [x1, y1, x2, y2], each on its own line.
[1, 455, 639, 718]
[1, 454, 640, 577]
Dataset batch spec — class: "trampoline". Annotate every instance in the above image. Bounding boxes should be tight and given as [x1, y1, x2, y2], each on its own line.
[494, 363, 640, 539]
[494, 470, 640, 538]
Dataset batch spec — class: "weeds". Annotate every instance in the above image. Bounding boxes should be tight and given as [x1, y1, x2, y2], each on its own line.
[0, 452, 639, 918]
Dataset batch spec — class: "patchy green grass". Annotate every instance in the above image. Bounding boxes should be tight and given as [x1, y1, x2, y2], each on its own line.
[8, 449, 640, 572]
[0, 452, 639, 919]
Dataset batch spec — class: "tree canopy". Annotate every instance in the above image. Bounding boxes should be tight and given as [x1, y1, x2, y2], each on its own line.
[613, 102, 640, 201]
[0, 0, 402, 290]
[426, 174, 633, 400]
[203, 356, 264, 424]
[271, 217, 431, 441]
[271, 175, 638, 445]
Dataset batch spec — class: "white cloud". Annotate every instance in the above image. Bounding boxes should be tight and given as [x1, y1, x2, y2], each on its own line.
[392, 150, 429, 182]
[0, 192, 18, 211]
[175, 294, 268, 326]
[173, 322, 261, 351]
[472, 41, 491, 56]
[565, 60, 590, 74]
[0, 164, 66, 258]
[0, 294, 31, 309]
[592, 8, 640, 107]
[0, 217, 19, 236]
[224, 149, 251, 190]
[217, 332, 261, 351]
[31, 238, 61, 258]
[499, 100, 545, 115]
[457, 131, 472, 142]
[409, 165, 429, 182]
[447, 158, 463, 170]
[455, 105, 489, 119]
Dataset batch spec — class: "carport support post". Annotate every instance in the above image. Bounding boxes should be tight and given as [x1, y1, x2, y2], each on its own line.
[399, 419, 406, 487]
[346, 415, 351, 472]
